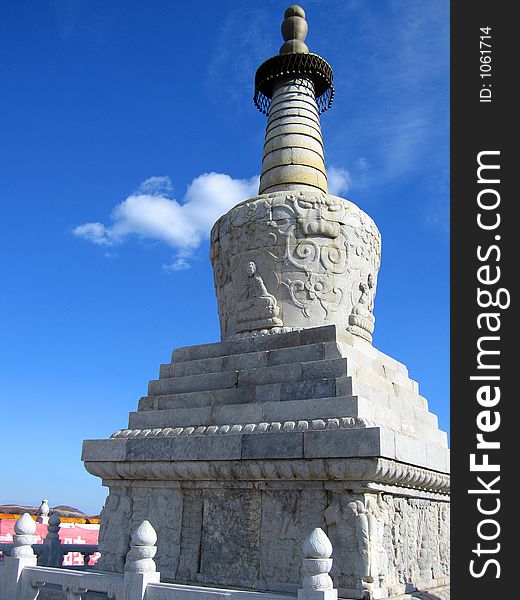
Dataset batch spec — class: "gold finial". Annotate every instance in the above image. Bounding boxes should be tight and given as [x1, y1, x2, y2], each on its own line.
[280, 5, 309, 54]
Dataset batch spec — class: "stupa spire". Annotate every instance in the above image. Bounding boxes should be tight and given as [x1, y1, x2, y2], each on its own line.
[279, 5, 309, 54]
[254, 5, 334, 195]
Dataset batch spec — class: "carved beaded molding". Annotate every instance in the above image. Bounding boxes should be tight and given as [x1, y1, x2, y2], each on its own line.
[210, 190, 381, 341]
[111, 416, 374, 440]
[84, 457, 450, 494]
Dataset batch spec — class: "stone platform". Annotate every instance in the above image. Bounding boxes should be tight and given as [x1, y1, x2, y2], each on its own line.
[82, 325, 449, 599]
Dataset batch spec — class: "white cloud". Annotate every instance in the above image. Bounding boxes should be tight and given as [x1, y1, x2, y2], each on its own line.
[73, 222, 114, 246]
[73, 173, 259, 267]
[74, 167, 356, 268]
[327, 166, 351, 196]
[137, 175, 174, 196]
[162, 257, 191, 272]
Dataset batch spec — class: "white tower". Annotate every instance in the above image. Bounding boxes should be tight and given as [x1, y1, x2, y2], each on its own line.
[83, 7, 450, 598]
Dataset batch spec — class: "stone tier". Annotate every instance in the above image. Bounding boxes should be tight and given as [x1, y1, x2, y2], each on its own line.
[82, 326, 450, 598]
[83, 325, 449, 480]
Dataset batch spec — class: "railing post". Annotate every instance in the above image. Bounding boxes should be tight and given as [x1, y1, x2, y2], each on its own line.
[298, 528, 337, 600]
[36, 500, 49, 525]
[1, 513, 38, 600]
[39, 513, 63, 567]
[123, 521, 160, 600]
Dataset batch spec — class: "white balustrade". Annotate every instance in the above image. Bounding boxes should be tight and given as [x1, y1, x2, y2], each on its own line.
[0, 511, 99, 568]
[2, 522, 336, 600]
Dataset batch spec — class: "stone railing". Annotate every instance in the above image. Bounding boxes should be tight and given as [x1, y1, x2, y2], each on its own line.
[0, 513, 98, 568]
[0, 513, 336, 600]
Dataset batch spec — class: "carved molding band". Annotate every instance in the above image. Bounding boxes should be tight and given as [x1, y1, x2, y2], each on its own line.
[84, 457, 450, 494]
[111, 417, 374, 440]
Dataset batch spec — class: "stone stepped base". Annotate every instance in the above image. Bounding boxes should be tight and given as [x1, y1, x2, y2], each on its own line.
[84, 326, 449, 474]
[82, 325, 449, 599]
[127, 325, 447, 459]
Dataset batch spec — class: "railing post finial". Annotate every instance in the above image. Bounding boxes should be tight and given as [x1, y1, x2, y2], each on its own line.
[125, 520, 157, 573]
[298, 528, 337, 600]
[11, 513, 37, 559]
[36, 498, 50, 524]
[123, 520, 161, 600]
[2, 513, 38, 600]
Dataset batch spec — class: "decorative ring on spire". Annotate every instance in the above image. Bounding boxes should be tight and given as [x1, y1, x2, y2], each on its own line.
[254, 52, 334, 115]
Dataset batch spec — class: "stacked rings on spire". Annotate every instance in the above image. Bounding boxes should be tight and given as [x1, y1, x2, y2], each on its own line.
[259, 77, 327, 194]
[254, 6, 334, 196]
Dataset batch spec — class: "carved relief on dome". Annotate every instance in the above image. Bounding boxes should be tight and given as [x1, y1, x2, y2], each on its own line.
[210, 190, 381, 340]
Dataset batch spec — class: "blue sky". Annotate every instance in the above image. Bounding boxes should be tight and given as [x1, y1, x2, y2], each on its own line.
[0, 0, 449, 515]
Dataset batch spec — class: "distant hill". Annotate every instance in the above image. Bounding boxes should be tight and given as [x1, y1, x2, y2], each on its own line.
[0, 503, 99, 519]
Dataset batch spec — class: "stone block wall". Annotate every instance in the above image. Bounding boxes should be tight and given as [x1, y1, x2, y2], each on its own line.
[96, 483, 449, 600]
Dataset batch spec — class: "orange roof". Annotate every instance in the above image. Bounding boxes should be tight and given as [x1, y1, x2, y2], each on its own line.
[0, 513, 99, 525]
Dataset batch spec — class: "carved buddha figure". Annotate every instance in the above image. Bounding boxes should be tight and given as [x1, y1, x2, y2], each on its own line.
[348, 273, 376, 342]
[348, 501, 371, 584]
[236, 261, 282, 333]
